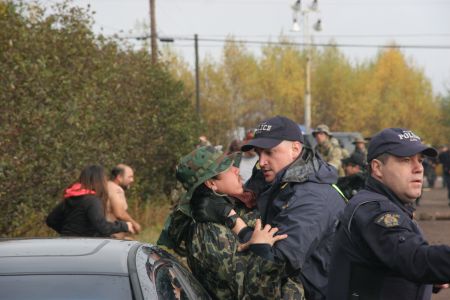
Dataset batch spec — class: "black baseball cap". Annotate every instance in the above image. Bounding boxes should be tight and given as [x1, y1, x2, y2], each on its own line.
[342, 152, 366, 168]
[367, 128, 437, 162]
[241, 116, 304, 151]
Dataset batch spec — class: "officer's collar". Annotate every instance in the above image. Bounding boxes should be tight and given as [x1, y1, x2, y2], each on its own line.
[366, 176, 415, 218]
[269, 147, 317, 185]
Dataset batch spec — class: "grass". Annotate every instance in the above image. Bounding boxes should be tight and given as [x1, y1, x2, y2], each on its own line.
[6, 197, 173, 242]
[130, 199, 173, 244]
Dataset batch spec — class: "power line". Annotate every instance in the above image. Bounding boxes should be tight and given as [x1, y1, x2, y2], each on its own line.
[118, 35, 450, 50]
[189, 33, 450, 38]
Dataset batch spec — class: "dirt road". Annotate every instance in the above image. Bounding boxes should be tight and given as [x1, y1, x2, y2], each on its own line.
[416, 187, 450, 300]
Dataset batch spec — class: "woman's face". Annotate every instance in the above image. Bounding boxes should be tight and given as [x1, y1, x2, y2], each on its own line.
[211, 165, 243, 195]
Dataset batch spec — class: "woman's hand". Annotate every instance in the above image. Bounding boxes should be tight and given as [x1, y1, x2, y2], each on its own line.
[238, 219, 287, 251]
[126, 222, 136, 234]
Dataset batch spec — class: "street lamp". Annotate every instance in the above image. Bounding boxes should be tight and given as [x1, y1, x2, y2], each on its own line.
[291, 0, 322, 133]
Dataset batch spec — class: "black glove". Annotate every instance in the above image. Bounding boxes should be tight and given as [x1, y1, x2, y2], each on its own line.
[191, 195, 233, 224]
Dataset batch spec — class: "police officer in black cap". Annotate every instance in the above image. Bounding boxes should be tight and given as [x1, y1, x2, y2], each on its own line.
[328, 128, 450, 300]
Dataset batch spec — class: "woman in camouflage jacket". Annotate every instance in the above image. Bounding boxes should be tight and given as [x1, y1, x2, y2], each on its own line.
[158, 146, 304, 300]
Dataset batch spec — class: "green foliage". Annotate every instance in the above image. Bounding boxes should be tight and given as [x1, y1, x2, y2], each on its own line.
[163, 37, 448, 147]
[0, 1, 199, 236]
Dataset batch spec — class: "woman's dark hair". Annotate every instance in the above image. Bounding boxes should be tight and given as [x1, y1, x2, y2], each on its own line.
[191, 183, 212, 200]
[78, 165, 108, 211]
[191, 175, 219, 200]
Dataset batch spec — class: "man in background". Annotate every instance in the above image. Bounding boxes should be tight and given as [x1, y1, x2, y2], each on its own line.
[312, 124, 343, 172]
[107, 164, 142, 239]
[352, 135, 368, 161]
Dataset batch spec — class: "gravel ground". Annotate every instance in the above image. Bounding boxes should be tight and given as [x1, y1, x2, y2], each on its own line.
[416, 186, 450, 300]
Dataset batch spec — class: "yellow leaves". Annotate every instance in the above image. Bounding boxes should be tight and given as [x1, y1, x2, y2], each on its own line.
[164, 38, 446, 145]
[357, 48, 442, 142]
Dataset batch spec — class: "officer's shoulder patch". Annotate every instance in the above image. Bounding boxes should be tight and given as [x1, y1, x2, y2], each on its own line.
[375, 212, 401, 228]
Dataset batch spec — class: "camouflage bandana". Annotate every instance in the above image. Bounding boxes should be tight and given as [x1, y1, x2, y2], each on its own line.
[176, 146, 236, 216]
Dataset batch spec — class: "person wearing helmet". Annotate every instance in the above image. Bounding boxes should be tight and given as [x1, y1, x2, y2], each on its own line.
[158, 146, 304, 299]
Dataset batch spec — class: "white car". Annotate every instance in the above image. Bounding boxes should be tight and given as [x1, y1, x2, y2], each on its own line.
[0, 238, 211, 300]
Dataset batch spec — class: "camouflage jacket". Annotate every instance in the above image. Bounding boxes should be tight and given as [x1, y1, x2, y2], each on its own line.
[186, 194, 304, 300]
[315, 139, 343, 171]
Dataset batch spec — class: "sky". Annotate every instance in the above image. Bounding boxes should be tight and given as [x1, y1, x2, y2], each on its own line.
[38, 0, 450, 95]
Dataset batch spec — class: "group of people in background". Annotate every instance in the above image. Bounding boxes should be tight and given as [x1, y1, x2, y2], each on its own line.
[224, 121, 450, 206]
[46, 163, 141, 238]
[45, 114, 450, 300]
[160, 115, 450, 300]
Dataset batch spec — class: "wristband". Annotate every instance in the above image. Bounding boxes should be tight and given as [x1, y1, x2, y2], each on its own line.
[225, 214, 239, 229]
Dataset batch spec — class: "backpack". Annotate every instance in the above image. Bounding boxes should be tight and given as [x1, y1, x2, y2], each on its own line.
[157, 207, 193, 257]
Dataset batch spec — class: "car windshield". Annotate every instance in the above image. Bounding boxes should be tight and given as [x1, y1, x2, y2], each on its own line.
[0, 274, 132, 300]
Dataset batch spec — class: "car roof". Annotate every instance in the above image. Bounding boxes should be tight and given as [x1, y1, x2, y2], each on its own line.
[0, 238, 140, 276]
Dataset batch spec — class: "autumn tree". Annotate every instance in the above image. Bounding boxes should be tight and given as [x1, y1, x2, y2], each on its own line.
[259, 38, 306, 123]
[356, 47, 442, 142]
[0, 1, 199, 236]
[164, 37, 448, 146]
[312, 44, 357, 131]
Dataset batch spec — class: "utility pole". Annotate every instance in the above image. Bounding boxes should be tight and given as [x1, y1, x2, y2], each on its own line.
[194, 34, 200, 117]
[149, 0, 157, 64]
[304, 12, 312, 135]
[291, 0, 321, 133]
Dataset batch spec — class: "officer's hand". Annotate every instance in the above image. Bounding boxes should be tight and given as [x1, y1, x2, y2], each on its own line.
[433, 283, 449, 293]
[238, 219, 288, 251]
[191, 196, 233, 224]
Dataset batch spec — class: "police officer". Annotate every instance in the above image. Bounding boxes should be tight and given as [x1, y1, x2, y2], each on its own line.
[328, 128, 450, 300]
[241, 116, 345, 300]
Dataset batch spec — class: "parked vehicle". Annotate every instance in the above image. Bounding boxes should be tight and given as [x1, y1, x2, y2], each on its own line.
[0, 238, 211, 300]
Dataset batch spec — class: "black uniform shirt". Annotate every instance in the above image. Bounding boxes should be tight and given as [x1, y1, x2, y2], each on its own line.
[328, 176, 450, 300]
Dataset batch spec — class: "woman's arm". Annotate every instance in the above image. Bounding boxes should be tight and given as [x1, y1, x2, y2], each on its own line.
[46, 201, 66, 233]
[85, 196, 132, 236]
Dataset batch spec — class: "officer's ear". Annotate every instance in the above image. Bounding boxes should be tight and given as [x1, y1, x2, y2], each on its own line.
[291, 141, 302, 158]
[370, 159, 383, 179]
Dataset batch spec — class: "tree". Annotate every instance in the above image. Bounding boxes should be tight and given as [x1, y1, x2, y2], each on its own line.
[312, 45, 357, 130]
[357, 47, 443, 142]
[0, 2, 199, 236]
[259, 38, 305, 123]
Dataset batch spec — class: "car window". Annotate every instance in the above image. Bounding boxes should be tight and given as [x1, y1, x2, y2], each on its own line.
[135, 245, 159, 299]
[155, 264, 189, 300]
[0, 274, 132, 300]
[172, 262, 211, 300]
[136, 245, 210, 300]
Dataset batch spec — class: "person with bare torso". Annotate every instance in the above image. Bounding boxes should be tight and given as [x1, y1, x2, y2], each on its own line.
[106, 164, 142, 239]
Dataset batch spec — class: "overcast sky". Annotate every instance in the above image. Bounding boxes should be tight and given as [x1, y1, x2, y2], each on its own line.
[40, 0, 450, 95]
